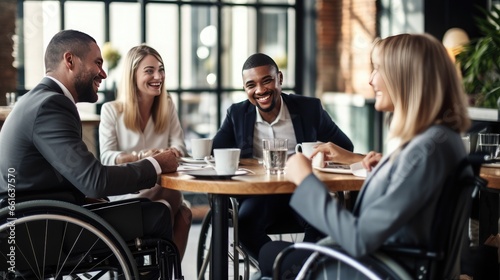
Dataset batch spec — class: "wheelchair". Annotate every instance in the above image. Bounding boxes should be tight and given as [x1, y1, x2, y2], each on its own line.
[0, 192, 183, 280]
[196, 191, 354, 280]
[272, 155, 485, 280]
[196, 196, 306, 280]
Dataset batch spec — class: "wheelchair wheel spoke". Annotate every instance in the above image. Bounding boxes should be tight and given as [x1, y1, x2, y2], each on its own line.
[67, 237, 123, 279]
[23, 220, 43, 279]
[65, 234, 102, 276]
[54, 227, 84, 279]
[56, 222, 70, 278]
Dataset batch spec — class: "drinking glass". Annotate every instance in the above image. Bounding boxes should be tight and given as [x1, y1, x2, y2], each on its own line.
[262, 138, 288, 175]
[476, 133, 500, 159]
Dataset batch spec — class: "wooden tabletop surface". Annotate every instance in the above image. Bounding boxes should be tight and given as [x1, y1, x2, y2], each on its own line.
[480, 166, 500, 190]
[0, 106, 11, 120]
[161, 158, 365, 195]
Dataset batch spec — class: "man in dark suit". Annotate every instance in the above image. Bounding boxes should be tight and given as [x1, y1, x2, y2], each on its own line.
[0, 30, 178, 243]
[212, 53, 354, 259]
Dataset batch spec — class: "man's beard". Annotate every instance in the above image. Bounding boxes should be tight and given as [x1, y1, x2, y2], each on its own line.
[75, 72, 98, 103]
[255, 92, 277, 113]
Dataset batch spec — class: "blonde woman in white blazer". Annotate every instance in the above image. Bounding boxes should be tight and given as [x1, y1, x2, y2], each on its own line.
[99, 44, 192, 260]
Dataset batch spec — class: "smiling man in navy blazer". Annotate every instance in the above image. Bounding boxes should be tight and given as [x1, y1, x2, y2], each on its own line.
[212, 53, 354, 259]
[0, 30, 179, 247]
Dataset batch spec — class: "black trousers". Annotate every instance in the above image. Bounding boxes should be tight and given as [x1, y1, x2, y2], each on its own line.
[237, 194, 324, 259]
[89, 199, 173, 242]
[138, 201, 173, 241]
[258, 240, 310, 279]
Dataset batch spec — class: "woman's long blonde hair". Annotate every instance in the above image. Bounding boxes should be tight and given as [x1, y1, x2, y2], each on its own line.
[115, 44, 170, 133]
[375, 34, 470, 145]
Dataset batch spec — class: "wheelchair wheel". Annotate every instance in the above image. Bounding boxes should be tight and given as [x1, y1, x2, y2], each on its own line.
[0, 200, 139, 280]
[196, 208, 212, 280]
[281, 243, 412, 280]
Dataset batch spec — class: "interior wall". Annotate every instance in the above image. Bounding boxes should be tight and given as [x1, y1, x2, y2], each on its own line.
[315, 0, 377, 98]
[0, 0, 17, 106]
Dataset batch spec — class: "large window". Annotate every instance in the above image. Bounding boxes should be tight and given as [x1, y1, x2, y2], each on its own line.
[17, 0, 301, 146]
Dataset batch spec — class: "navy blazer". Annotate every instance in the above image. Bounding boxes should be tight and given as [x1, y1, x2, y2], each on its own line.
[0, 77, 158, 200]
[212, 93, 354, 158]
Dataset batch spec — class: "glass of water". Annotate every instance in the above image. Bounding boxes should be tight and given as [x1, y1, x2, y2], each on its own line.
[476, 133, 500, 159]
[262, 138, 288, 175]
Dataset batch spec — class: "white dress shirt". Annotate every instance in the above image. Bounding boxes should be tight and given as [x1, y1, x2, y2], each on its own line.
[252, 96, 297, 159]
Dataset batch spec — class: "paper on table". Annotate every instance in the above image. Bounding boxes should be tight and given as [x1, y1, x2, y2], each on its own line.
[350, 162, 367, 178]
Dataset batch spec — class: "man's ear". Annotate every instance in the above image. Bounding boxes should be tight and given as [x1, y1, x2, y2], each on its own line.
[63, 52, 74, 68]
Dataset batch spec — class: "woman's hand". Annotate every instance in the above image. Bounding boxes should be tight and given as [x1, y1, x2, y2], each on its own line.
[115, 153, 139, 164]
[138, 149, 162, 159]
[361, 151, 383, 171]
[310, 142, 364, 165]
[115, 147, 182, 165]
[285, 153, 313, 185]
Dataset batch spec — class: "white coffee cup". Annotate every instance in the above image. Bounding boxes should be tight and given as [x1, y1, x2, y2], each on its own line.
[207, 148, 241, 175]
[295, 142, 321, 157]
[191, 138, 213, 159]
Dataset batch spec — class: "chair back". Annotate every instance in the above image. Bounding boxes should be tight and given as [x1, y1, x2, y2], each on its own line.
[382, 156, 485, 279]
[428, 158, 476, 278]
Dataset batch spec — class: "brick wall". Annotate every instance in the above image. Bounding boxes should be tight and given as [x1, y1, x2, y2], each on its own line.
[316, 0, 376, 98]
[0, 0, 17, 106]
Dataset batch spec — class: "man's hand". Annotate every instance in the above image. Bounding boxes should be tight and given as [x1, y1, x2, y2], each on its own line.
[153, 149, 178, 173]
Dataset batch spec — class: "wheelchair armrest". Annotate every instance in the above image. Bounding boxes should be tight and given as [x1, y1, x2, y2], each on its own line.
[380, 245, 442, 260]
[83, 197, 150, 210]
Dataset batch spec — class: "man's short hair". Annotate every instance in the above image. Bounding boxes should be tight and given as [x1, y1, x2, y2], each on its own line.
[242, 53, 279, 73]
[45, 30, 96, 72]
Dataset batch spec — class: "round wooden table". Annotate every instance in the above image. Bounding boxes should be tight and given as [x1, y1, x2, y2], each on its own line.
[480, 166, 500, 189]
[161, 158, 365, 280]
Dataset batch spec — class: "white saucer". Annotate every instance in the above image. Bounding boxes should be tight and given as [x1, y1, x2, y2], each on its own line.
[180, 157, 215, 164]
[185, 169, 250, 179]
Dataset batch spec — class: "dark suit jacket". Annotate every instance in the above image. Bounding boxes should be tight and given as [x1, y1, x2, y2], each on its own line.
[212, 93, 354, 157]
[0, 77, 158, 200]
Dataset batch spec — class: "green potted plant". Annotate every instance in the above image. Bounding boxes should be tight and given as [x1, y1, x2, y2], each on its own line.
[456, 5, 500, 108]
